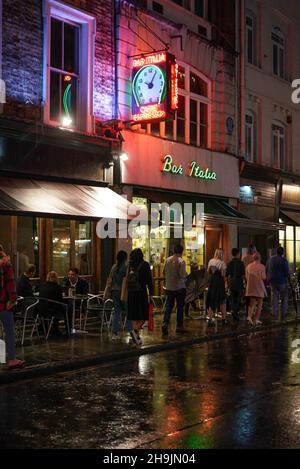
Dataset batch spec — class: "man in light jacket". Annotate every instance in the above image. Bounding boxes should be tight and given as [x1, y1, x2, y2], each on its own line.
[162, 245, 187, 336]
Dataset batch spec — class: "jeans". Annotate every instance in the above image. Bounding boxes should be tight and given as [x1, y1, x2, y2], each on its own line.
[163, 289, 186, 328]
[0, 309, 16, 360]
[112, 291, 132, 333]
[271, 283, 289, 320]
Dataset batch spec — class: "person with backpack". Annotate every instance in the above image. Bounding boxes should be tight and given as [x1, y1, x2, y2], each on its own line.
[226, 248, 245, 322]
[266, 246, 290, 321]
[108, 250, 130, 340]
[162, 245, 187, 336]
[126, 248, 153, 346]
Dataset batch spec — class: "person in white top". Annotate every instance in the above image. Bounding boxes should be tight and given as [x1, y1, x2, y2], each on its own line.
[206, 249, 228, 327]
[162, 245, 187, 336]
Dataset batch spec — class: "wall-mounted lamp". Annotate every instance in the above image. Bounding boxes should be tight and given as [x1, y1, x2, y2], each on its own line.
[119, 152, 129, 162]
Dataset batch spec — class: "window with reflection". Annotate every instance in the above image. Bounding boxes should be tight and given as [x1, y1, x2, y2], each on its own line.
[52, 219, 71, 276]
[75, 221, 92, 275]
[17, 217, 40, 278]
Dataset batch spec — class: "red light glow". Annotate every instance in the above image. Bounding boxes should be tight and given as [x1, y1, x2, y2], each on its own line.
[171, 63, 179, 110]
[132, 104, 166, 122]
[64, 75, 72, 82]
[133, 52, 166, 68]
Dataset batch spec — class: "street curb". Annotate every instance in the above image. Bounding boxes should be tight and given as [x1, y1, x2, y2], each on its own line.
[0, 318, 299, 385]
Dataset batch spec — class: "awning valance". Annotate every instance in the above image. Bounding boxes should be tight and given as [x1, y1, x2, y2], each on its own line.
[134, 188, 283, 230]
[0, 178, 133, 220]
[280, 210, 300, 226]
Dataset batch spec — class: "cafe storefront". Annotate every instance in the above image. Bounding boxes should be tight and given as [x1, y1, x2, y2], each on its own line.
[120, 130, 244, 294]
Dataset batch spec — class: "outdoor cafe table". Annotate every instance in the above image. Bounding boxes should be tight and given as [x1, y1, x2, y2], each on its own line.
[62, 294, 89, 335]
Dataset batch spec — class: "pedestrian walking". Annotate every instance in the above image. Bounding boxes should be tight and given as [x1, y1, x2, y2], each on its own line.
[206, 249, 228, 327]
[126, 248, 153, 346]
[0, 244, 25, 369]
[245, 252, 267, 325]
[266, 246, 290, 321]
[108, 250, 132, 339]
[242, 244, 256, 269]
[226, 248, 245, 322]
[162, 245, 187, 336]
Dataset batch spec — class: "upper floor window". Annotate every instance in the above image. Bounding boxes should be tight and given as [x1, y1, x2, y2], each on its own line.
[171, 0, 206, 17]
[272, 28, 285, 79]
[272, 122, 285, 170]
[246, 15, 255, 65]
[245, 112, 256, 162]
[44, 0, 95, 132]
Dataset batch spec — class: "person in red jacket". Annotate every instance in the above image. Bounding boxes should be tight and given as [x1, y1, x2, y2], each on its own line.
[0, 244, 25, 369]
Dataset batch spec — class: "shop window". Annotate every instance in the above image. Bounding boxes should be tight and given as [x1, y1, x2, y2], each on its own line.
[75, 221, 92, 275]
[296, 227, 300, 269]
[44, 0, 95, 132]
[178, 65, 186, 89]
[165, 119, 174, 140]
[0, 216, 12, 258]
[52, 219, 71, 276]
[17, 217, 40, 278]
[286, 225, 294, 269]
[190, 71, 208, 97]
[272, 28, 285, 79]
[150, 121, 161, 137]
[176, 95, 186, 143]
[272, 122, 285, 170]
[183, 227, 205, 272]
[50, 18, 79, 126]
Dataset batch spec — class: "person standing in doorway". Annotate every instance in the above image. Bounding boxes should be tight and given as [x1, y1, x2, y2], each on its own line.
[245, 252, 267, 325]
[206, 249, 228, 327]
[226, 248, 245, 322]
[266, 246, 290, 321]
[0, 244, 25, 369]
[162, 245, 187, 336]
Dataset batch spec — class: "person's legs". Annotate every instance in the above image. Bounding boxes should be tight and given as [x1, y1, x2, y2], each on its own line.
[112, 292, 122, 334]
[255, 298, 263, 322]
[0, 310, 16, 361]
[271, 285, 280, 320]
[162, 291, 176, 331]
[220, 302, 227, 321]
[247, 298, 256, 324]
[280, 284, 289, 320]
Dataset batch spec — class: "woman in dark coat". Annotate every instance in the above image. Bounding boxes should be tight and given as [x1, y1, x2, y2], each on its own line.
[127, 248, 153, 345]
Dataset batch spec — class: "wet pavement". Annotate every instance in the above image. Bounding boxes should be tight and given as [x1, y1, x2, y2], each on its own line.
[0, 305, 298, 384]
[0, 323, 300, 448]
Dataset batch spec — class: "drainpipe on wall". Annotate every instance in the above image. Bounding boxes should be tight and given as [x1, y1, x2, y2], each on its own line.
[239, 0, 245, 157]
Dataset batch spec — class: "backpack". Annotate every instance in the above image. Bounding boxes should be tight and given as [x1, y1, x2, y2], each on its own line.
[127, 261, 144, 292]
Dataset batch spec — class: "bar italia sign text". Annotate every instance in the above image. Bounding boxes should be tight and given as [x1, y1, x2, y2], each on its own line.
[161, 154, 217, 181]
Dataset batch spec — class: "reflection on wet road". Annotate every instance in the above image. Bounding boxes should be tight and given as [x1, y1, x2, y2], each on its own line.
[1, 325, 300, 448]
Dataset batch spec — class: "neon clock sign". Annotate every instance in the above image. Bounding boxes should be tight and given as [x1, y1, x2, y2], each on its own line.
[131, 52, 178, 123]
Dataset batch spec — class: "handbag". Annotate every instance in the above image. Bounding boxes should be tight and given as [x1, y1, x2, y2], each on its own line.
[148, 302, 154, 332]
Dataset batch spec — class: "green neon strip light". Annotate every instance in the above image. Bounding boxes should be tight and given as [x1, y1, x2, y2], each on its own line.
[63, 83, 72, 117]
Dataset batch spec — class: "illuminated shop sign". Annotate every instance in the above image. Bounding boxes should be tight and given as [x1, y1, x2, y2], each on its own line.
[131, 52, 178, 122]
[161, 155, 217, 181]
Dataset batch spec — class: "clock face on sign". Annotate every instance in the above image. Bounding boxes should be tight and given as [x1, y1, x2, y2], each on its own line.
[132, 65, 166, 107]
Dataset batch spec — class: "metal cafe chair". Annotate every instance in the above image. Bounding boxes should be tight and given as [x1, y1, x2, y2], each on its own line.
[100, 299, 114, 334]
[37, 297, 70, 340]
[14, 297, 40, 345]
[84, 294, 104, 331]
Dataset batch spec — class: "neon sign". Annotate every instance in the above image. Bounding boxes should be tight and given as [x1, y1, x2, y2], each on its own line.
[161, 155, 217, 181]
[132, 52, 178, 123]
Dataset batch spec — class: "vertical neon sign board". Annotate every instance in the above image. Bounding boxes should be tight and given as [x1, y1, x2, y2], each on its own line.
[131, 52, 178, 122]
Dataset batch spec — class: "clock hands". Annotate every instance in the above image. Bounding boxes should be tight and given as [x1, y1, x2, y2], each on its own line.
[145, 70, 157, 89]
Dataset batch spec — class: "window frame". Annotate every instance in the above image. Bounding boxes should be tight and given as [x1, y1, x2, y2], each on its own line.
[43, 0, 96, 133]
[272, 121, 285, 170]
[245, 111, 257, 162]
[246, 14, 255, 65]
[272, 28, 285, 80]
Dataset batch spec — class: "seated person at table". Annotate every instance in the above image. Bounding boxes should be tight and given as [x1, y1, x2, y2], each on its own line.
[17, 264, 36, 298]
[39, 271, 69, 337]
[62, 267, 89, 295]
